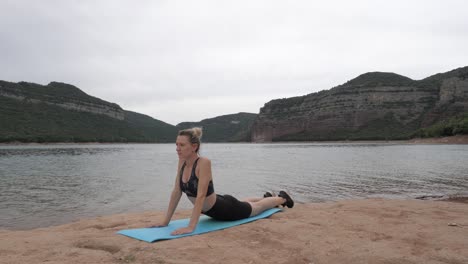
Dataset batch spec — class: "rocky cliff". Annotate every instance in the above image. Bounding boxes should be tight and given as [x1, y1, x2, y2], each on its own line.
[0, 80, 176, 143]
[252, 66, 468, 142]
[0, 81, 125, 120]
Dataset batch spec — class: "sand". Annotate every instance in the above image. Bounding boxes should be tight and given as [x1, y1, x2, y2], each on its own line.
[1, 199, 467, 264]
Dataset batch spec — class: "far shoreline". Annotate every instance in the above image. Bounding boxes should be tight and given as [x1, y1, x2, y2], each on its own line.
[1, 134, 468, 146]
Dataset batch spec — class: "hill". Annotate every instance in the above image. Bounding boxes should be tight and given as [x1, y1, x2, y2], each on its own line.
[176, 112, 258, 142]
[0, 81, 176, 143]
[252, 66, 468, 141]
[0, 81, 255, 143]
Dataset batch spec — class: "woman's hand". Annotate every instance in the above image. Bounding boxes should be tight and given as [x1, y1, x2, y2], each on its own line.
[148, 221, 168, 228]
[171, 226, 195, 235]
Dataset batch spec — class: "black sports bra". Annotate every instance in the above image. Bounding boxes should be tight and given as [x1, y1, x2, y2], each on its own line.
[179, 158, 215, 197]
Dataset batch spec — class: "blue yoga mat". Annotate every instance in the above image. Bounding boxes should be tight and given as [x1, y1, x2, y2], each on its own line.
[117, 208, 282, 242]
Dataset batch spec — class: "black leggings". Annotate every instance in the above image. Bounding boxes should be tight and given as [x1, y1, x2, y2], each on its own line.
[203, 194, 252, 221]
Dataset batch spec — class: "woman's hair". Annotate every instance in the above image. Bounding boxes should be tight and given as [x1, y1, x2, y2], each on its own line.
[178, 127, 203, 153]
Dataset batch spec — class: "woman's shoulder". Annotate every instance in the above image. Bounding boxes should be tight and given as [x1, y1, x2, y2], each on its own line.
[197, 156, 211, 165]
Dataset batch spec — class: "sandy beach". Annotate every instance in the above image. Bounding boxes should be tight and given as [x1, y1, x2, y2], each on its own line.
[1, 198, 467, 264]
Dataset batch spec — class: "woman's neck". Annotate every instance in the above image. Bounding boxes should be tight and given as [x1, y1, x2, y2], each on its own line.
[184, 154, 199, 167]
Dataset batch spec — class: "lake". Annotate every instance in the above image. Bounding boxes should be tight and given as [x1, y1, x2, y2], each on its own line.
[1, 143, 467, 230]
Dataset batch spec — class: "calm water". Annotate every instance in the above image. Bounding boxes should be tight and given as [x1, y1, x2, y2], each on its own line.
[1, 143, 467, 230]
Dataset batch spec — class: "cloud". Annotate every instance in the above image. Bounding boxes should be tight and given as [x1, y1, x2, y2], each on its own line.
[1, 0, 468, 124]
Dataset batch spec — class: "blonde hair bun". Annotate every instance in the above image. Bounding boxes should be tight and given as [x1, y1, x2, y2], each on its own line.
[192, 127, 203, 140]
[178, 127, 203, 153]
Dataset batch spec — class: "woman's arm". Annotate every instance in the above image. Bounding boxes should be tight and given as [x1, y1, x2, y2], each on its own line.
[171, 158, 212, 235]
[152, 160, 183, 227]
[162, 185, 183, 225]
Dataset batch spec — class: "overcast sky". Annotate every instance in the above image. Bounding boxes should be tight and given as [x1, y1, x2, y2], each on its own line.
[1, 0, 467, 125]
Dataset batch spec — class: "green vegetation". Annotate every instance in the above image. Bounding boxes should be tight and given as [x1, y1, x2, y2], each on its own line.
[0, 96, 176, 143]
[0, 80, 255, 143]
[413, 115, 468, 138]
[124, 111, 176, 142]
[274, 114, 417, 142]
[342, 72, 413, 88]
[262, 95, 306, 112]
[346, 113, 418, 140]
[416, 66, 468, 90]
[1, 80, 119, 108]
[176, 113, 257, 142]
[0, 80, 176, 143]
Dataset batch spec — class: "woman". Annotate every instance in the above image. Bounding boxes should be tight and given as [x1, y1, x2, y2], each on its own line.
[153, 127, 294, 235]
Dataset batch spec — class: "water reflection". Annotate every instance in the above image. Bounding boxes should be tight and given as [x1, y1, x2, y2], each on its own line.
[0, 145, 123, 157]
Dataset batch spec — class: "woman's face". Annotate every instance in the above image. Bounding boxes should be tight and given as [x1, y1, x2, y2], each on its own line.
[176, 135, 197, 159]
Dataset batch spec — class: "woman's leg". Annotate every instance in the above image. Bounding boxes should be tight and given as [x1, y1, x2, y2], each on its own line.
[242, 197, 263, 202]
[248, 197, 285, 217]
[242, 191, 277, 202]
